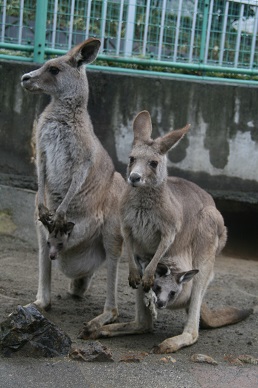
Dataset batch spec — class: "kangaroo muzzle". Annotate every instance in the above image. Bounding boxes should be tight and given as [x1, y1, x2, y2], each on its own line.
[128, 172, 141, 186]
[156, 299, 168, 309]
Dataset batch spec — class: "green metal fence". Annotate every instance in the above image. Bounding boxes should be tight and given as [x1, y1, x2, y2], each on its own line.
[1, 0, 258, 83]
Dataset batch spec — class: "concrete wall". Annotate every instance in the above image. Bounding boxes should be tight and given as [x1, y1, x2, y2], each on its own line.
[1, 60, 258, 202]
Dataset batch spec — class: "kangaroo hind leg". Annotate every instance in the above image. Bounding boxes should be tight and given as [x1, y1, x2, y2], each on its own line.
[78, 247, 121, 339]
[154, 261, 214, 354]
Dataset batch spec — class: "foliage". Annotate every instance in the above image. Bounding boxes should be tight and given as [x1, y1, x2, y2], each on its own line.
[0, 0, 257, 82]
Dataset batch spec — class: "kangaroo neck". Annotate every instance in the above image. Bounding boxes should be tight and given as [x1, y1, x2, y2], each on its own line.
[45, 95, 89, 123]
[51, 93, 87, 110]
[131, 182, 168, 208]
[49, 75, 89, 112]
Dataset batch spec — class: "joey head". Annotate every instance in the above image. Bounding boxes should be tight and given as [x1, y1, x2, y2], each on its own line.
[152, 263, 199, 309]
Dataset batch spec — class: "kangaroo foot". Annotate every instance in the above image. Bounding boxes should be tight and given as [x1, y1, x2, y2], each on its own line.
[152, 333, 197, 354]
[78, 309, 119, 340]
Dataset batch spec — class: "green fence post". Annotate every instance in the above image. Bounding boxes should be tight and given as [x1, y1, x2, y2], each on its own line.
[33, 0, 48, 63]
[199, 0, 210, 64]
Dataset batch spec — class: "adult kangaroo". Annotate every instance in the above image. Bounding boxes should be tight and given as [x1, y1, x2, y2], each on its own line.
[21, 38, 125, 337]
[97, 111, 252, 353]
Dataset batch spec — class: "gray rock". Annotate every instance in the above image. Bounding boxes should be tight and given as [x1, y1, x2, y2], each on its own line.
[69, 341, 114, 362]
[0, 304, 71, 357]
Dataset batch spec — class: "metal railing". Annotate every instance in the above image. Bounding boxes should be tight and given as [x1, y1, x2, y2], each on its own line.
[1, 0, 258, 82]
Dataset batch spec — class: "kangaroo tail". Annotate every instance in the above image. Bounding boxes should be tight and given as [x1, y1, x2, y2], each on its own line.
[200, 303, 253, 329]
[216, 212, 227, 256]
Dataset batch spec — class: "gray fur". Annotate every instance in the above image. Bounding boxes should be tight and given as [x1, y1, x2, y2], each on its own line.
[21, 38, 125, 337]
[97, 110, 228, 353]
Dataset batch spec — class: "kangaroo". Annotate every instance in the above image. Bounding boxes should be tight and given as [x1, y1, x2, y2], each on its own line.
[152, 263, 199, 310]
[21, 38, 125, 338]
[152, 262, 252, 330]
[40, 219, 75, 261]
[96, 110, 251, 353]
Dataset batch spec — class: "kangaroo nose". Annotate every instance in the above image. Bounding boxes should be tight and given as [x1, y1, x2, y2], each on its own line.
[156, 300, 167, 309]
[129, 172, 141, 184]
[49, 252, 56, 260]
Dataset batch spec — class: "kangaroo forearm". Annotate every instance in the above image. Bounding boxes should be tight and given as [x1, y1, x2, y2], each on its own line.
[124, 241, 137, 272]
[37, 188, 45, 206]
[145, 234, 175, 276]
[123, 229, 142, 288]
[37, 172, 46, 206]
[57, 167, 89, 214]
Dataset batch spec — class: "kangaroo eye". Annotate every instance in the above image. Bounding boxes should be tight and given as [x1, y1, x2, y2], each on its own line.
[129, 156, 135, 165]
[153, 285, 161, 293]
[58, 243, 63, 249]
[149, 160, 158, 168]
[49, 66, 60, 75]
[169, 291, 176, 297]
[47, 241, 50, 247]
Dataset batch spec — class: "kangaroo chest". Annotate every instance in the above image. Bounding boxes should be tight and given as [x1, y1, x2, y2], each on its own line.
[39, 120, 77, 167]
[38, 118, 87, 194]
[124, 204, 163, 256]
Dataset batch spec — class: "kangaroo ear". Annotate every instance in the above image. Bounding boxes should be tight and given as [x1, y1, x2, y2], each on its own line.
[156, 124, 190, 155]
[177, 269, 199, 284]
[156, 263, 171, 277]
[133, 111, 153, 144]
[66, 222, 75, 234]
[68, 38, 101, 67]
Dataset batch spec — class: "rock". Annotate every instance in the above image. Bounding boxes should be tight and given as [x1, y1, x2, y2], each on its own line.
[237, 354, 258, 365]
[69, 341, 114, 362]
[224, 354, 258, 365]
[0, 304, 71, 357]
[160, 356, 176, 363]
[191, 353, 218, 365]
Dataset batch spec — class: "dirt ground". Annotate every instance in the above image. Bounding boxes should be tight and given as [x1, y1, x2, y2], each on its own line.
[0, 225, 258, 387]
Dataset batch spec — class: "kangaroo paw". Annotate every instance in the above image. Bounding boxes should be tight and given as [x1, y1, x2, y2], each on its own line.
[38, 204, 53, 228]
[142, 274, 155, 292]
[128, 270, 142, 289]
[53, 210, 67, 233]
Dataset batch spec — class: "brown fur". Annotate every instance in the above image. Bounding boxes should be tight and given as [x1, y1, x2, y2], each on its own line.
[200, 303, 253, 329]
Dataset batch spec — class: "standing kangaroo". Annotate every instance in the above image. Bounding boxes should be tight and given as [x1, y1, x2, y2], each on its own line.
[97, 111, 251, 353]
[21, 38, 125, 337]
